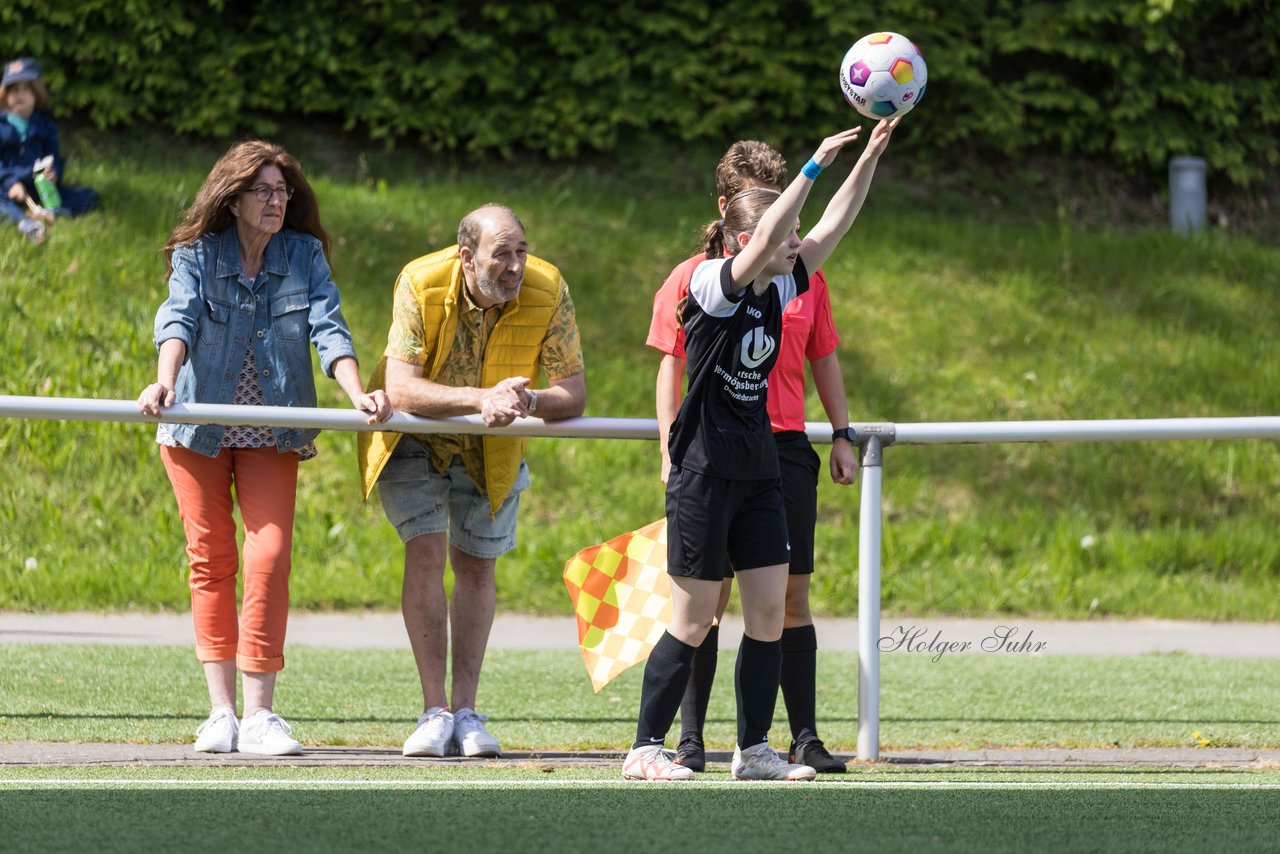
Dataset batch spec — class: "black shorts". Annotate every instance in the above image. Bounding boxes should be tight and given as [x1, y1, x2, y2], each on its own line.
[665, 465, 790, 581]
[775, 431, 820, 576]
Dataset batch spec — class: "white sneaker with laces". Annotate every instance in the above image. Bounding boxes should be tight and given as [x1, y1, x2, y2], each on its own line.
[453, 707, 502, 757]
[238, 710, 303, 756]
[622, 744, 695, 781]
[193, 707, 238, 753]
[731, 741, 816, 781]
[403, 707, 455, 757]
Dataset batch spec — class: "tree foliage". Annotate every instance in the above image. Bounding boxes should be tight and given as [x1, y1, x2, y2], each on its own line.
[3, 0, 1276, 184]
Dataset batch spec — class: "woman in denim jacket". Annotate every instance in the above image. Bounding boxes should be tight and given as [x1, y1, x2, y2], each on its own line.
[137, 140, 391, 756]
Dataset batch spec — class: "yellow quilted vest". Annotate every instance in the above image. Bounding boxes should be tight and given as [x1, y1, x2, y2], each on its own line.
[357, 245, 563, 515]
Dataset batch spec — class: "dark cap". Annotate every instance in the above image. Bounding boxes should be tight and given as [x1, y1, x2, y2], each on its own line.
[2, 58, 41, 87]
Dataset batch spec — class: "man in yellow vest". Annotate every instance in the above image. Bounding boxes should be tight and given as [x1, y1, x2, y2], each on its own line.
[358, 204, 586, 757]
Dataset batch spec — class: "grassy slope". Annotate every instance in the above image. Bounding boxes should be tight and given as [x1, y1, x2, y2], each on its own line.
[1, 125, 1279, 618]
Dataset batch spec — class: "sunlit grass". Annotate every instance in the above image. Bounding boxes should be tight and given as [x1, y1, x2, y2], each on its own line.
[2, 125, 1279, 618]
[3, 644, 1278, 751]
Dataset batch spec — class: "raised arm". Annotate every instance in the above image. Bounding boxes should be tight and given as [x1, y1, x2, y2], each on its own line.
[726, 126, 866, 291]
[798, 118, 898, 273]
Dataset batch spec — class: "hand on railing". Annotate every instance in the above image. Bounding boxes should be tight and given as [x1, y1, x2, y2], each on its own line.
[137, 383, 175, 417]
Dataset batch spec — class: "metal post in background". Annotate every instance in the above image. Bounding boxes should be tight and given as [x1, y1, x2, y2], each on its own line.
[856, 434, 884, 761]
[1169, 156, 1207, 235]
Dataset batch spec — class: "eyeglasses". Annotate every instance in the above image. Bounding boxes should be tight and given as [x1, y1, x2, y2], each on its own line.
[245, 184, 295, 202]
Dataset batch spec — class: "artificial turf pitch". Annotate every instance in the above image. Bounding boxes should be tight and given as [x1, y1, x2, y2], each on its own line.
[3, 767, 1278, 853]
[5, 646, 1278, 850]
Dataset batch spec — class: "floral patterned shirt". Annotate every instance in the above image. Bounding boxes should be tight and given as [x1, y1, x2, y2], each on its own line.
[384, 273, 583, 490]
[158, 348, 317, 460]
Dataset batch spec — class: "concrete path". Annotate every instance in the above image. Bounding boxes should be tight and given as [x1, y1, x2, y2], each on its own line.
[2, 611, 1278, 657]
[2, 741, 1276, 770]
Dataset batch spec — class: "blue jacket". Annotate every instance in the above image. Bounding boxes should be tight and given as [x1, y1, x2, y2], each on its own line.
[153, 226, 360, 456]
[0, 110, 64, 195]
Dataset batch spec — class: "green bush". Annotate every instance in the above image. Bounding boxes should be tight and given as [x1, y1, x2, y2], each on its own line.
[2, 0, 1277, 182]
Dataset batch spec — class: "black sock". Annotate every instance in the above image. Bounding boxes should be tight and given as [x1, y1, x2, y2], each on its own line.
[678, 624, 718, 743]
[780, 624, 819, 744]
[634, 631, 697, 749]
[734, 633, 782, 749]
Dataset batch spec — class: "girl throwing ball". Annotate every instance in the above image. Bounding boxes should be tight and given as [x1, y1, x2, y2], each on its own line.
[624, 118, 898, 781]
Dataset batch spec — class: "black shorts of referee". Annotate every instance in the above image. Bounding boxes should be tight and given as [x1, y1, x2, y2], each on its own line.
[773, 430, 820, 576]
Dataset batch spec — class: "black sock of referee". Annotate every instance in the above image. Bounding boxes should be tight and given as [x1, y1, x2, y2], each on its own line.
[678, 624, 718, 744]
[633, 631, 697, 749]
[780, 624, 819, 744]
[735, 633, 783, 750]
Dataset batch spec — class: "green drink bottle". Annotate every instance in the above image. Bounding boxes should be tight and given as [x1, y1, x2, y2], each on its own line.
[33, 156, 61, 210]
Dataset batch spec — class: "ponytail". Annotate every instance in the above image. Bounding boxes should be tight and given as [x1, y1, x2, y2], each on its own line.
[707, 188, 781, 262]
[702, 218, 725, 260]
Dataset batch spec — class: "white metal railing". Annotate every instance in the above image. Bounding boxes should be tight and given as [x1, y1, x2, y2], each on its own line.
[856, 414, 1280, 759]
[5, 394, 1280, 760]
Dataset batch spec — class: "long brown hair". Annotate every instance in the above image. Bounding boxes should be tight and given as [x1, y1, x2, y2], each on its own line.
[163, 140, 330, 276]
[701, 187, 781, 260]
[677, 187, 784, 327]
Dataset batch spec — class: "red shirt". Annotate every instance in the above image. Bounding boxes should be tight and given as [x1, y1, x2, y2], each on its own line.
[647, 253, 840, 432]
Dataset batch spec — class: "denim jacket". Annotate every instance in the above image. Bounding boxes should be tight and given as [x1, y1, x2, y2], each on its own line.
[0, 110, 63, 196]
[153, 226, 359, 456]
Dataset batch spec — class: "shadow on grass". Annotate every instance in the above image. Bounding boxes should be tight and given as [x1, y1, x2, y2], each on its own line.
[6, 712, 1277, 726]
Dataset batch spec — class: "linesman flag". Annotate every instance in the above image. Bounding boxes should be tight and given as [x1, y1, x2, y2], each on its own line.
[563, 519, 672, 692]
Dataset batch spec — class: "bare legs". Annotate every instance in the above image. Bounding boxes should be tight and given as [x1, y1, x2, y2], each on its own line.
[201, 663, 278, 717]
[401, 532, 497, 712]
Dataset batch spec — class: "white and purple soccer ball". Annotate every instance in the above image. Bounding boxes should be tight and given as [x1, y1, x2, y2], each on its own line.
[838, 32, 927, 120]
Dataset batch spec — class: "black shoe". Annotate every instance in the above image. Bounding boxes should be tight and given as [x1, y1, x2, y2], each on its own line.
[674, 736, 706, 772]
[790, 738, 847, 773]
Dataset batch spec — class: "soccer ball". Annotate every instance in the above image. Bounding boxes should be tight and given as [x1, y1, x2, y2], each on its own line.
[838, 32, 927, 120]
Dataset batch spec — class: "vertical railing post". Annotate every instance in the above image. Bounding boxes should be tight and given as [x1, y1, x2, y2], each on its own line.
[857, 434, 884, 760]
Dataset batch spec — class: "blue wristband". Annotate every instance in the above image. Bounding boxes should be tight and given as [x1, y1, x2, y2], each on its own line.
[801, 158, 824, 180]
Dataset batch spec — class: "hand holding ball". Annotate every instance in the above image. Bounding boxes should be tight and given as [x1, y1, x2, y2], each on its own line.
[839, 32, 927, 120]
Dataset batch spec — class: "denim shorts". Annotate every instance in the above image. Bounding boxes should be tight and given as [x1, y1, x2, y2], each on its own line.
[377, 439, 530, 558]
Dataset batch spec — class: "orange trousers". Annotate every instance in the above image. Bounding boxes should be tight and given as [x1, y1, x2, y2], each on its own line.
[161, 445, 299, 673]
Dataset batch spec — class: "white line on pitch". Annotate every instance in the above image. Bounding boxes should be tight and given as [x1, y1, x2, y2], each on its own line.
[1, 779, 1277, 789]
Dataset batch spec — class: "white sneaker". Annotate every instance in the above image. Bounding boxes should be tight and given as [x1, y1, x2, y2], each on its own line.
[622, 744, 695, 781]
[453, 707, 502, 757]
[238, 710, 303, 756]
[193, 707, 238, 753]
[731, 741, 816, 781]
[403, 707, 455, 757]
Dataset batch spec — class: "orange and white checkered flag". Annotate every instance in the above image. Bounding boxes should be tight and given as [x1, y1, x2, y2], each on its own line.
[563, 518, 672, 692]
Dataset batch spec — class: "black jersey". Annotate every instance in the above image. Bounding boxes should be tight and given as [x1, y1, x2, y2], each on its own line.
[668, 255, 810, 480]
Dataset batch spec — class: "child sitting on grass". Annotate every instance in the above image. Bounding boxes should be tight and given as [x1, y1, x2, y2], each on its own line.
[0, 57, 99, 244]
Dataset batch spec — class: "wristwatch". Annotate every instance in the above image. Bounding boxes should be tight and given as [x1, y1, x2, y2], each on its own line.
[831, 426, 856, 444]
[527, 389, 539, 415]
